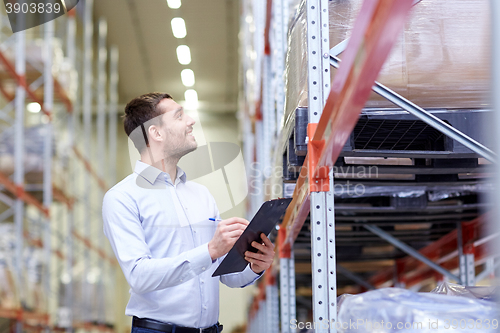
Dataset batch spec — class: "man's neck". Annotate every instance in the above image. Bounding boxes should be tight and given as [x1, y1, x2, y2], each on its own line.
[140, 153, 180, 183]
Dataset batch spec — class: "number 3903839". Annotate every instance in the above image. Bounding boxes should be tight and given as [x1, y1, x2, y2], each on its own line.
[5, 2, 61, 14]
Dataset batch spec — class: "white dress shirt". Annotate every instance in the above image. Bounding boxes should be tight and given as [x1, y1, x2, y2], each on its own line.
[102, 161, 261, 328]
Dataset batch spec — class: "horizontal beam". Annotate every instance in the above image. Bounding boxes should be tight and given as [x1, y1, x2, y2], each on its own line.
[335, 164, 489, 175]
[336, 212, 478, 222]
[334, 203, 485, 213]
[0, 170, 49, 217]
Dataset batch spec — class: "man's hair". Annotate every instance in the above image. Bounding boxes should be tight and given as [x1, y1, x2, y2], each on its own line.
[123, 92, 172, 153]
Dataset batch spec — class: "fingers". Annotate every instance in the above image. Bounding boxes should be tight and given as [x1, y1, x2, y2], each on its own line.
[250, 234, 275, 253]
[245, 251, 266, 261]
[260, 233, 275, 249]
[222, 217, 249, 227]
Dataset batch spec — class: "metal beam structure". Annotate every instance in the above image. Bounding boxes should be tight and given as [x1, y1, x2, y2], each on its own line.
[0, 5, 117, 332]
[336, 265, 375, 291]
[246, 0, 497, 329]
[363, 224, 460, 282]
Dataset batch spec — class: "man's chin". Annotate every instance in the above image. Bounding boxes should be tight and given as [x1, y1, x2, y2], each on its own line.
[184, 143, 198, 155]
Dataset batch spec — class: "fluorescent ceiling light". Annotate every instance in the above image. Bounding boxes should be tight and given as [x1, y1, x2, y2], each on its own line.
[184, 89, 199, 109]
[171, 17, 187, 38]
[167, 0, 181, 9]
[176, 45, 191, 65]
[27, 102, 41, 113]
[181, 69, 195, 87]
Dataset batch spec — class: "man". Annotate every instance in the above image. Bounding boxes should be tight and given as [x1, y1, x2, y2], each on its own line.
[102, 93, 274, 333]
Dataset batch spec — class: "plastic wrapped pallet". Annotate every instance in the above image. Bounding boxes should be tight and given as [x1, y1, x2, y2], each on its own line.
[283, 0, 490, 132]
[336, 288, 498, 333]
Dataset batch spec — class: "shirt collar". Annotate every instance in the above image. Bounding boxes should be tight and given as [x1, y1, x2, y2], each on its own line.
[134, 160, 186, 185]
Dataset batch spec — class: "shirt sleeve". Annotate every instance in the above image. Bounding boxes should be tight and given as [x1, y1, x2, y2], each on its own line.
[102, 189, 213, 294]
[220, 262, 263, 288]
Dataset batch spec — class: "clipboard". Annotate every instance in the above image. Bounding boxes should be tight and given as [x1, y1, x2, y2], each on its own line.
[212, 197, 292, 277]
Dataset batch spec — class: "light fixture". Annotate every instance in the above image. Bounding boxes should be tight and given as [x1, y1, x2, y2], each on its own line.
[171, 17, 187, 38]
[181, 69, 195, 87]
[27, 102, 41, 113]
[167, 0, 181, 9]
[184, 89, 199, 109]
[176, 45, 191, 65]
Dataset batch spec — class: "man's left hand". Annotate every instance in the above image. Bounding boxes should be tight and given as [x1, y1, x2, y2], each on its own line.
[244, 233, 275, 274]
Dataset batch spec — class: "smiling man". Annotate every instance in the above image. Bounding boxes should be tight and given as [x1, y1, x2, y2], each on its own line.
[102, 93, 274, 333]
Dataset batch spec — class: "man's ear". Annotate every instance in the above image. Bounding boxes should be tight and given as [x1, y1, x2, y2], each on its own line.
[148, 124, 163, 143]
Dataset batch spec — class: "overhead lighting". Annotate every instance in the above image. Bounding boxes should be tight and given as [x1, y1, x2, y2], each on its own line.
[184, 89, 199, 109]
[171, 17, 187, 38]
[181, 69, 195, 87]
[176, 45, 191, 65]
[167, 0, 181, 9]
[27, 102, 41, 113]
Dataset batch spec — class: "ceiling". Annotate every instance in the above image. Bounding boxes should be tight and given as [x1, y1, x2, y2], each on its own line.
[93, 0, 240, 113]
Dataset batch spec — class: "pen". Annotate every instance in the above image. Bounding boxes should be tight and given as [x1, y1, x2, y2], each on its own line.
[209, 218, 222, 222]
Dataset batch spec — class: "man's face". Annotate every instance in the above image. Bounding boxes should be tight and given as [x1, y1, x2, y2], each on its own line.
[156, 98, 197, 159]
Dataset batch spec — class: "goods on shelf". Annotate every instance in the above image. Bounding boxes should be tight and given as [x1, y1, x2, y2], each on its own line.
[336, 287, 498, 333]
[283, 0, 490, 131]
[0, 125, 54, 175]
[431, 281, 497, 301]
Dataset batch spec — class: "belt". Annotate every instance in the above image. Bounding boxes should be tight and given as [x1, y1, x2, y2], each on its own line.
[132, 316, 223, 333]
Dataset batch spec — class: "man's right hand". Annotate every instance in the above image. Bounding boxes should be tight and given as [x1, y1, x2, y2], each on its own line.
[208, 217, 249, 260]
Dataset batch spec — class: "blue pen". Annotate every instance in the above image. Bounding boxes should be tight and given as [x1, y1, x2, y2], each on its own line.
[209, 218, 222, 222]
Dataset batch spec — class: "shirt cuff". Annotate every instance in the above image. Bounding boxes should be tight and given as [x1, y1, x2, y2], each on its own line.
[240, 264, 263, 287]
[186, 243, 213, 275]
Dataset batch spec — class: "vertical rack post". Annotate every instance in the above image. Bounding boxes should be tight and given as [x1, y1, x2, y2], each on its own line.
[82, 0, 94, 322]
[65, 10, 76, 331]
[43, 18, 54, 328]
[108, 46, 119, 186]
[306, 0, 334, 332]
[262, 55, 274, 182]
[107, 44, 119, 327]
[13, 25, 26, 333]
[491, 3, 500, 317]
[279, 225, 296, 333]
[97, 17, 108, 324]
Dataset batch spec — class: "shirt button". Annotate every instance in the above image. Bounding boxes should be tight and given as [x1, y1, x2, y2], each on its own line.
[180, 279, 183, 282]
[201, 280, 204, 284]
[202, 267, 205, 271]
[203, 306, 207, 310]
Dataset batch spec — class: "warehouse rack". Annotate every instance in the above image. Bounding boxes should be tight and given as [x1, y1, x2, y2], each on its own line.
[0, 1, 119, 332]
[242, 0, 499, 332]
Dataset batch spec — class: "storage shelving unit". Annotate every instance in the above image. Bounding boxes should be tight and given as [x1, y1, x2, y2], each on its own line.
[241, 0, 499, 332]
[0, 2, 119, 332]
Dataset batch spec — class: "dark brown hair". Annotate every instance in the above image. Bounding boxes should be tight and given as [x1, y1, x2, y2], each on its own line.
[123, 92, 172, 153]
